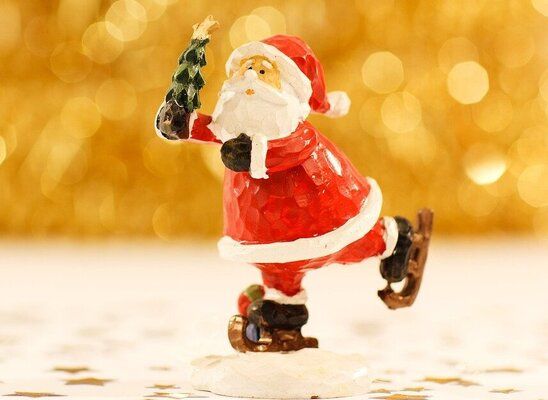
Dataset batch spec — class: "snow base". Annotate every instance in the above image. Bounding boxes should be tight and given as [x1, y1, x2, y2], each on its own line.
[191, 348, 369, 399]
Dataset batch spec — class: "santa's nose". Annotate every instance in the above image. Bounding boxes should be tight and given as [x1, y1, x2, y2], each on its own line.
[244, 69, 258, 80]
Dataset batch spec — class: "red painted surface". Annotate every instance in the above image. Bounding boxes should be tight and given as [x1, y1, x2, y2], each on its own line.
[189, 117, 387, 297]
[187, 33, 391, 298]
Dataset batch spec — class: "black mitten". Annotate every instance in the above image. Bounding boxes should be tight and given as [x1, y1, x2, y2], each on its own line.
[380, 216, 413, 283]
[220, 133, 252, 172]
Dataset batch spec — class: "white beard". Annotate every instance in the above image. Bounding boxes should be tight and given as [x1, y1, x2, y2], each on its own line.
[209, 72, 310, 143]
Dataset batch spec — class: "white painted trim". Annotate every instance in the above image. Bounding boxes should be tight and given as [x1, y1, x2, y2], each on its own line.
[263, 287, 307, 304]
[187, 111, 198, 139]
[217, 178, 383, 263]
[250, 134, 269, 179]
[380, 216, 398, 259]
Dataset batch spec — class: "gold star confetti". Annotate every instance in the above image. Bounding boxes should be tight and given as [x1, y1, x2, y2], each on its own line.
[490, 388, 520, 394]
[369, 388, 392, 394]
[146, 393, 179, 399]
[373, 378, 392, 383]
[147, 384, 179, 390]
[402, 387, 428, 392]
[421, 376, 478, 386]
[484, 367, 523, 374]
[372, 395, 429, 400]
[64, 377, 113, 386]
[52, 366, 91, 374]
[5, 392, 64, 398]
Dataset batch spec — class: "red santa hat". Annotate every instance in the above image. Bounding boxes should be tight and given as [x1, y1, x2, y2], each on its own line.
[225, 35, 350, 118]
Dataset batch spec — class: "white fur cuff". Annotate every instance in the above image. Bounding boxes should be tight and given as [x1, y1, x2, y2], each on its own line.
[250, 134, 269, 179]
[380, 216, 398, 259]
[263, 287, 308, 305]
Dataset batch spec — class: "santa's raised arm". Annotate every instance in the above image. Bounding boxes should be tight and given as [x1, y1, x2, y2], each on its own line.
[156, 35, 350, 179]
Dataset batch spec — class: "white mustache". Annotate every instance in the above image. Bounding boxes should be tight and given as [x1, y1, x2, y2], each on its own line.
[221, 74, 288, 106]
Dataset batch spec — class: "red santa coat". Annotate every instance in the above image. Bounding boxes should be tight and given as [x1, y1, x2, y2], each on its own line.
[188, 113, 396, 296]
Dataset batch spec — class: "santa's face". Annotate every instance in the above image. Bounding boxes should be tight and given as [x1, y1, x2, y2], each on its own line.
[210, 55, 310, 142]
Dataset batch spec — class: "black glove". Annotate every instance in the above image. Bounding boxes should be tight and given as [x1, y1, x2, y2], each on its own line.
[220, 133, 252, 172]
[155, 99, 191, 140]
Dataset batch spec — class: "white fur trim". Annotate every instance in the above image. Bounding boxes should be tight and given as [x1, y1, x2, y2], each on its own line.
[263, 287, 307, 305]
[250, 134, 269, 179]
[217, 178, 383, 263]
[323, 91, 351, 118]
[380, 216, 398, 259]
[187, 111, 198, 139]
[225, 41, 312, 104]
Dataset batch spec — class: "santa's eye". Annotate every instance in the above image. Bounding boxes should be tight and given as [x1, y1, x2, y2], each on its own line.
[259, 69, 265, 74]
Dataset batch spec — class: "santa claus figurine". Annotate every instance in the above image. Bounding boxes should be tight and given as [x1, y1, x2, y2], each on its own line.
[156, 16, 433, 353]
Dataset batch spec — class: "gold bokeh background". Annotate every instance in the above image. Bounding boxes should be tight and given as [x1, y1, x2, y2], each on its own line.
[1, 0, 547, 239]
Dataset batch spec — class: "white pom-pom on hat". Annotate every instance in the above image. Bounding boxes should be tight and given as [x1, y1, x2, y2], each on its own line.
[323, 91, 351, 118]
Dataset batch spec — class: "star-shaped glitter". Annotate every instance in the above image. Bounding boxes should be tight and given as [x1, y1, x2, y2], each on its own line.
[371, 395, 429, 400]
[144, 394, 207, 400]
[146, 385, 179, 390]
[52, 366, 91, 374]
[146, 392, 178, 399]
[4, 392, 65, 398]
[490, 388, 520, 394]
[421, 376, 478, 386]
[369, 388, 392, 394]
[484, 367, 523, 373]
[64, 377, 112, 386]
[402, 387, 429, 392]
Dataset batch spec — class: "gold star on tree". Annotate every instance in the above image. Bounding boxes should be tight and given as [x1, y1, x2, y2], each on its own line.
[191, 15, 219, 40]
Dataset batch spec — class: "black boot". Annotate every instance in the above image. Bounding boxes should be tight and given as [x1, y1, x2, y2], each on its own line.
[380, 216, 413, 283]
[247, 300, 309, 332]
[228, 299, 318, 352]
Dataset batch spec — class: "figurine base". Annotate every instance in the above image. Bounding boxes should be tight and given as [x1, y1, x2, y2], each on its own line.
[191, 348, 369, 399]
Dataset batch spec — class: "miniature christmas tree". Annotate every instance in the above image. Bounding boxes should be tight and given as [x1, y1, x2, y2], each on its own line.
[166, 37, 207, 111]
[157, 16, 218, 139]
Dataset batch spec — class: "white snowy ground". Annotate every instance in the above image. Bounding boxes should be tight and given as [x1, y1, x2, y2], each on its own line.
[0, 238, 546, 399]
